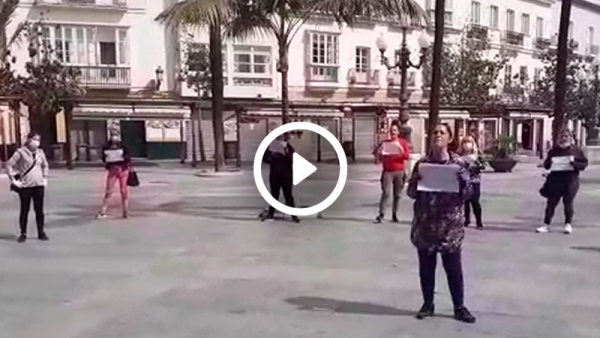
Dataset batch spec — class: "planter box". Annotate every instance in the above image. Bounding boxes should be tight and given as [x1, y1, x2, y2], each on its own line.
[488, 158, 517, 172]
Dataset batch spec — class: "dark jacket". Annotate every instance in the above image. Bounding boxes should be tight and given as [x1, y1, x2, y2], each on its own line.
[263, 142, 294, 178]
[101, 141, 130, 170]
[543, 145, 588, 186]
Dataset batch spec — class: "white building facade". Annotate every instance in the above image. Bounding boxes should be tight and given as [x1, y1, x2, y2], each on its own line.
[2, 0, 599, 163]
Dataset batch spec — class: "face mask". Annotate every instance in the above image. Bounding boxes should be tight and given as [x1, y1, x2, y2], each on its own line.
[463, 143, 473, 152]
[29, 140, 40, 149]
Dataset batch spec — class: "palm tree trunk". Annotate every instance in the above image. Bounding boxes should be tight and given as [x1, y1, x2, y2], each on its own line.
[553, 0, 573, 143]
[209, 23, 225, 172]
[279, 40, 290, 125]
[428, 0, 446, 153]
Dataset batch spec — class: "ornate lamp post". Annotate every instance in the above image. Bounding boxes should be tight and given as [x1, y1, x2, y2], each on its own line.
[376, 28, 431, 146]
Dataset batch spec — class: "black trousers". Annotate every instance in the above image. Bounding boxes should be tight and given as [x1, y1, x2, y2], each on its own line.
[544, 180, 579, 225]
[418, 249, 464, 309]
[465, 183, 483, 227]
[267, 174, 295, 216]
[18, 186, 45, 235]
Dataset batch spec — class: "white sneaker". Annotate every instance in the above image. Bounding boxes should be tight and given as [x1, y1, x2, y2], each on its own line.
[536, 225, 549, 233]
[564, 224, 573, 234]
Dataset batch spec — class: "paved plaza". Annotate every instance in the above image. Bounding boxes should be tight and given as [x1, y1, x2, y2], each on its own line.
[1, 162, 600, 338]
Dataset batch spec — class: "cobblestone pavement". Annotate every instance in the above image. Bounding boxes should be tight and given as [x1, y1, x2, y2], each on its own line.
[0, 162, 599, 338]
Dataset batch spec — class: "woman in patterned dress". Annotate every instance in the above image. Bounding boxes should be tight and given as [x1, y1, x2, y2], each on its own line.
[406, 123, 476, 323]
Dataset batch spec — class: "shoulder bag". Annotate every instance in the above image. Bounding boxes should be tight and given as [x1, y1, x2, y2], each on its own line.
[10, 152, 38, 193]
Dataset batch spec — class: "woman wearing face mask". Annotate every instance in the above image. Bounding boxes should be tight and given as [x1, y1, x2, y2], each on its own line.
[537, 129, 588, 234]
[260, 133, 300, 223]
[6, 132, 49, 243]
[458, 136, 485, 229]
[407, 123, 476, 323]
[373, 120, 411, 223]
[97, 132, 131, 219]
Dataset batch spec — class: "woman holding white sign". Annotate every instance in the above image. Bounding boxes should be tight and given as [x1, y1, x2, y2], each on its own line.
[96, 132, 132, 219]
[373, 120, 410, 223]
[537, 129, 588, 234]
[406, 123, 476, 323]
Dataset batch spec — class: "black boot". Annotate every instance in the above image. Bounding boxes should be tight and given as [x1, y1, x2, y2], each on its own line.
[415, 303, 435, 319]
[375, 215, 383, 223]
[17, 234, 26, 243]
[38, 232, 49, 241]
[454, 306, 476, 323]
[292, 216, 300, 223]
[391, 213, 399, 223]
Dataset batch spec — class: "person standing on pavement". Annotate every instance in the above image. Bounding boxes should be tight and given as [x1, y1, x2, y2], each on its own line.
[407, 123, 476, 323]
[374, 120, 410, 223]
[96, 132, 131, 219]
[260, 133, 300, 223]
[458, 136, 485, 229]
[6, 132, 49, 243]
[537, 129, 588, 234]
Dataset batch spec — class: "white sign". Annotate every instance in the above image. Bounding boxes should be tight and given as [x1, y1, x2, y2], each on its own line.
[417, 163, 461, 193]
[550, 156, 575, 172]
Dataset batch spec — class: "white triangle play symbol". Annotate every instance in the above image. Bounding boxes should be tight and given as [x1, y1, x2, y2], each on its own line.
[292, 152, 317, 186]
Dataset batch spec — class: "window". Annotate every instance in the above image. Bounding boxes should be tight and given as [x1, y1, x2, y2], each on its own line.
[519, 66, 527, 85]
[536, 17, 544, 38]
[426, 0, 453, 27]
[589, 26, 595, 48]
[521, 14, 530, 35]
[490, 6, 499, 29]
[471, 1, 481, 25]
[42, 25, 129, 66]
[355, 47, 370, 73]
[233, 46, 271, 74]
[534, 68, 542, 88]
[568, 21, 573, 40]
[232, 45, 272, 86]
[504, 64, 512, 86]
[506, 10, 515, 32]
[309, 32, 339, 82]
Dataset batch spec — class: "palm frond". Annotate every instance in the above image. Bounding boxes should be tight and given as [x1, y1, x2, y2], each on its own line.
[155, 0, 234, 28]
[5, 21, 28, 50]
[224, 1, 278, 40]
[314, 0, 427, 27]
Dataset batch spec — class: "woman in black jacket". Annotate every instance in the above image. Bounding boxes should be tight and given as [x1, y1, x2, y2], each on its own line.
[260, 134, 300, 223]
[537, 129, 588, 234]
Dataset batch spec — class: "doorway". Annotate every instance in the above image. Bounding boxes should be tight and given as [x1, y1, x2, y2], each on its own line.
[521, 120, 533, 150]
[120, 120, 146, 158]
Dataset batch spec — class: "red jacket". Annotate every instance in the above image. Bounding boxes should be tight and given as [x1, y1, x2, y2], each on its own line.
[376, 138, 410, 172]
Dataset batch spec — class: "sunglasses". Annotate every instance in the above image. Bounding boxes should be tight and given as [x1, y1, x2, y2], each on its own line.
[433, 130, 446, 135]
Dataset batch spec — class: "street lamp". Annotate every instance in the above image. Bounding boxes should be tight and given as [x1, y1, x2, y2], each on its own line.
[155, 66, 164, 90]
[376, 29, 431, 145]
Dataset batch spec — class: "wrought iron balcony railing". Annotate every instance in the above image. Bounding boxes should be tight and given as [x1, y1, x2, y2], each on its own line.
[70, 65, 131, 87]
[34, 0, 126, 8]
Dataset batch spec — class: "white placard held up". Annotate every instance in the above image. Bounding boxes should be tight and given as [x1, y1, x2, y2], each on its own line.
[417, 163, 461, 193]
[104, 149, 124, 163]
[550, 156, 575, 172]
[381, 141, 403, 155]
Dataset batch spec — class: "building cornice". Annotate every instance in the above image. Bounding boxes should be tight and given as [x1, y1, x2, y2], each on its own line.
[573, 0, 600, 13]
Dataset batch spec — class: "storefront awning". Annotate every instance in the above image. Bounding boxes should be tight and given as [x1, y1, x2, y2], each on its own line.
[243, 108, 344, 119]
[72, 105, 190, 120]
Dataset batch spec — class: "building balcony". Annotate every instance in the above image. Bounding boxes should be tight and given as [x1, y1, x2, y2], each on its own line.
[33, 0, 127, 10]
[504, 31, 525, 47]
[347, 69, 379, 90]
[386, 70, 417, 91]
[305, 64, 340, 90]
[534, 37, 551, 50]
[467, 24, 488, 40]
[71, 65, 131, 88]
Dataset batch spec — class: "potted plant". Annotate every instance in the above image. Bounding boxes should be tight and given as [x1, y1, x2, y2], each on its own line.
[488, 136, 518, 172]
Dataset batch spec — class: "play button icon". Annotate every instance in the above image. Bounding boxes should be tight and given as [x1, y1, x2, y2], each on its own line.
[292, 153, 317, 186]
[253, 122, 348, 216]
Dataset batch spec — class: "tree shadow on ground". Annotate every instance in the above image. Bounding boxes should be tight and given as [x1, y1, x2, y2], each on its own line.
[0, 233, 17, 241]
[285, 296, 422, 317]
[571, 246, 600, 254]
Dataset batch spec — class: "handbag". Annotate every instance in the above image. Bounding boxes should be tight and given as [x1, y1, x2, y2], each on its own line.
[127, 168, 140, 187]
[539, 177, 550, 198]
[10, 154, 37, 193]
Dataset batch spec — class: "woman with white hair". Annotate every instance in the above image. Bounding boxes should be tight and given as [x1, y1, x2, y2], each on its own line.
[458, 136, 485, 229]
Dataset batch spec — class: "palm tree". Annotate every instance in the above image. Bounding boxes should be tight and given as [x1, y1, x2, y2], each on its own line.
[156, 0, 233, 172]
[0, 0, 28, 62]
[227, 0, 427, 125]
